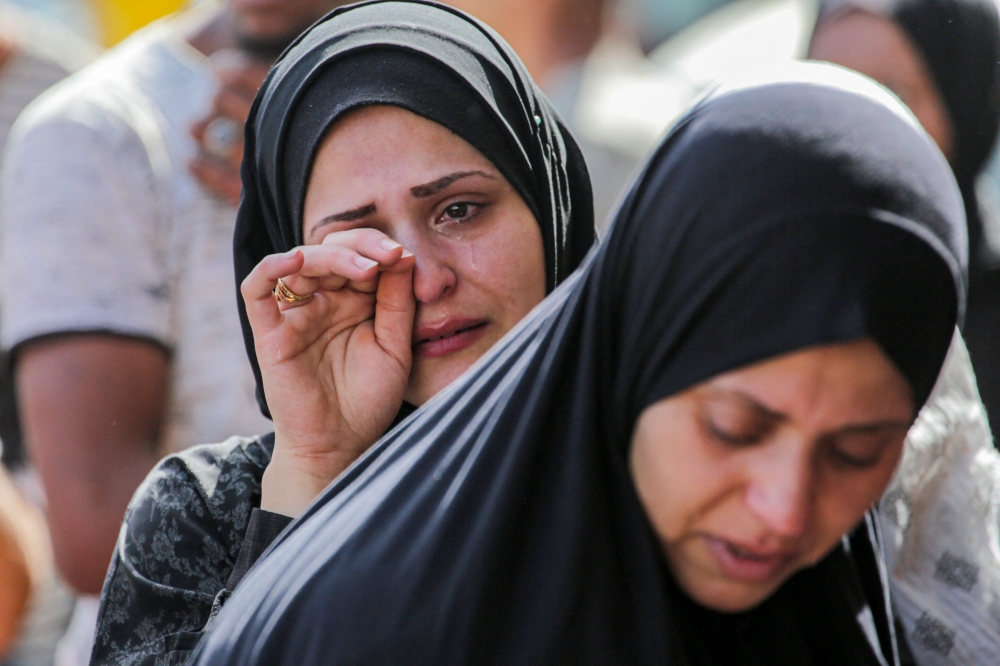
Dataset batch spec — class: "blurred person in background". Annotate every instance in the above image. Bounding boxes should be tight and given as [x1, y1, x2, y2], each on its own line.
[0, 1, 96, 471]
[0, 7, 95, 665]
[0, 464, 69, 666]
[444, 0, 607, 89]
[809, 0, 1000, 441]
[504, 0, 816, 226]
[0, 0, 344, 663]
[444, 0, 638, 225]
[0, 466, 36, 664]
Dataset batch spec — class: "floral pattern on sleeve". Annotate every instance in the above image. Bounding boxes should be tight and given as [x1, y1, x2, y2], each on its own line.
[91, 434, 273, 666]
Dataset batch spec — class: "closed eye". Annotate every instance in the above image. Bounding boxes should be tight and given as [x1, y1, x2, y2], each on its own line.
[699, 392, 782, 447]
[824, 424, 909, 470]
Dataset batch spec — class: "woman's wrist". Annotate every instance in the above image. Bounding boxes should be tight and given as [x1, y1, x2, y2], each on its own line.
[260, 441, 359, 517]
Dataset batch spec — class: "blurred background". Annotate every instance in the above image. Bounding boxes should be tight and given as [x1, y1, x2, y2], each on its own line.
[5, 0, 744, 48]
[2, 1, 998, 665]
[6, 0, 187, 45]
[0, 0, 807, 238]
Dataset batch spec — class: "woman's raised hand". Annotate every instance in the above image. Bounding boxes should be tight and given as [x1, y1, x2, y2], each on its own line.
[241, 228, 416, 516]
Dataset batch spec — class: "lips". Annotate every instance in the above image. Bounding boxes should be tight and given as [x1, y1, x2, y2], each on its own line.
[703, 536, 797, 585]
[413, 318, 489, 359]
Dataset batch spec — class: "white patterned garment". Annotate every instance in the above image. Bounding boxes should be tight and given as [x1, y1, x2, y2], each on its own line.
[880, 332, 1000, 665]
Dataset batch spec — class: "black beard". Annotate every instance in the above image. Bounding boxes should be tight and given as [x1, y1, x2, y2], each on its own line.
[234, 31, 298, 62]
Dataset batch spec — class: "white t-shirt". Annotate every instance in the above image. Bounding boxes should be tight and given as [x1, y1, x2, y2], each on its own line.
[0, 13, 271, 454]
[0, 4, 96, 160]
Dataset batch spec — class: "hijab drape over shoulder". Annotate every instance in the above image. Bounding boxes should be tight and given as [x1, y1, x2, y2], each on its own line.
[198, 63, 965, 665]
[234, 0, 594, 416]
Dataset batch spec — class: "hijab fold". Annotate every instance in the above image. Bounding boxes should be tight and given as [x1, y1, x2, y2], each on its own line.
[234, 0, 595, 417]
[205, 22, 965, 666]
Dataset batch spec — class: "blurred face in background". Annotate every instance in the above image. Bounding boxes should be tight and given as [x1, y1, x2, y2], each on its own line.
[229, 0, 343, 58]
[809, 10, 954, 159]
[630, 339, 914, 612]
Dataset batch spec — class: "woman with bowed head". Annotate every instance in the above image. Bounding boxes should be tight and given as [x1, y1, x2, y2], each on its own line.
[193, 64, 972, 665]
[90, 2, 594, 664]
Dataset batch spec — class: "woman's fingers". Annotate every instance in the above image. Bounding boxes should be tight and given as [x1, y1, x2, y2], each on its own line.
[243, 229, 413, 336]
[320, 228, 407, 267]
[241, 250, 306, 331]
[279, 229, 409, 294]
[315, 274, 352, 291]
[277, 245, 372, 298]
[373, 252, 417, 365]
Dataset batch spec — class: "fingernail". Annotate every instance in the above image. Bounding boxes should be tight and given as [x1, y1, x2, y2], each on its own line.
[379, 239, 402, 251]
[283, 249, 299, 259]
[355, 256, 378, 270]
[400, 249, 414, 259]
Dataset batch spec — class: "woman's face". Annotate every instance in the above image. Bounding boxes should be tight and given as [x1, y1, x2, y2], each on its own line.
[303, 105, 546, 405]
[630, 339, 914, 613]
[809, 10, 954, 159]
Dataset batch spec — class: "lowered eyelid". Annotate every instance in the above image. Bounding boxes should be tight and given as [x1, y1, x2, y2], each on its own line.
[700, 402, 780, 445]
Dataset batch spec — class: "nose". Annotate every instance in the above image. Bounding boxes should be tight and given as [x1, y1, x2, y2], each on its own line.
[744, 440, 814, 540]
[402, 235, 457, 304]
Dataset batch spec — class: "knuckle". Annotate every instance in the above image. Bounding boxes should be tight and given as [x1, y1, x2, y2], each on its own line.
[241, 272, 266, 297]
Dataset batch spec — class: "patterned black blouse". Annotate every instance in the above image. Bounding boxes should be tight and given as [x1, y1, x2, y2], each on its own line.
[91, 434, 289, 666]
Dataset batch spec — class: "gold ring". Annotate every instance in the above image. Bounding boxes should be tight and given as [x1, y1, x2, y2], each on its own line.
[273, 278, 312, 304]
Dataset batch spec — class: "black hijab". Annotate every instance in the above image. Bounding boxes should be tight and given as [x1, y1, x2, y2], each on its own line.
[198, 65, 965, 665]
[234, 0, 595, 417]
[816, 0, 1000, 259]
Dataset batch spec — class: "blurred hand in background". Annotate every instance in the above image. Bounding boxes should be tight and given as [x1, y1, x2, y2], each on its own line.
[189, 50, 269, 207]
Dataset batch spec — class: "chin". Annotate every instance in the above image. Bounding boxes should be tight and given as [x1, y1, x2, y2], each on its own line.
[677, 574, 783, 614]
[405, 358, 474, 406]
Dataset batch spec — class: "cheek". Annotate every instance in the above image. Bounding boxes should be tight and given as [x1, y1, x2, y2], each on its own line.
[460, 209, 546, 323]
[630, 404, 733, 545]
[811, 442, 905, 557]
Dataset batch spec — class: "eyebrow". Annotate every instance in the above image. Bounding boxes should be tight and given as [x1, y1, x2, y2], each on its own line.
[706, 389, 786, 423]
[708, 389, 912, 433]
[309, 203, 377, 239]
[410, 170, 495, 198]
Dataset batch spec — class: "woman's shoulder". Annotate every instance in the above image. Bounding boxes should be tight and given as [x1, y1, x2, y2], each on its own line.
[92, 434, 274, 666]
[125, 433, 275, 570]
[147, 434, 275, 504]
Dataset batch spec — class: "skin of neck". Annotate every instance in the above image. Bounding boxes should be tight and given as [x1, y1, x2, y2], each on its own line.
[445, 0, 606, 87]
